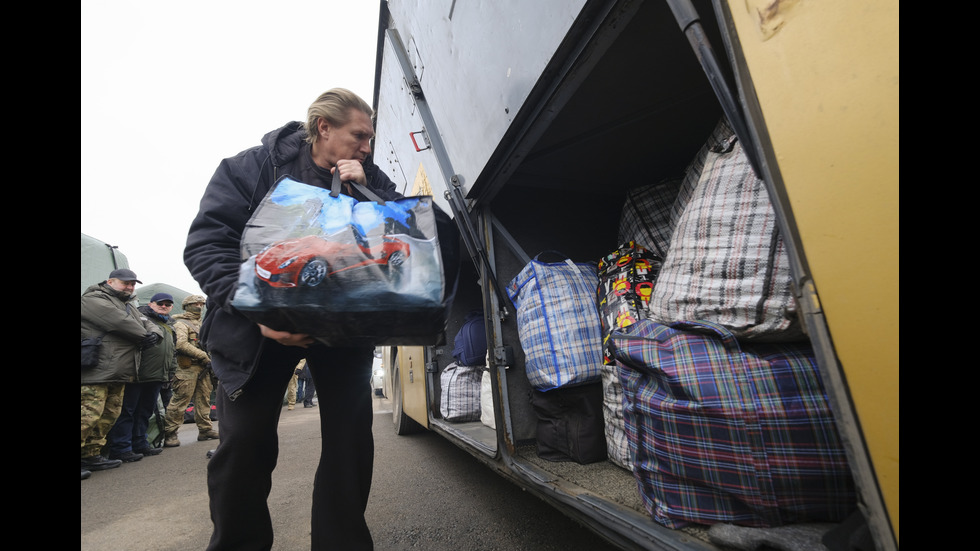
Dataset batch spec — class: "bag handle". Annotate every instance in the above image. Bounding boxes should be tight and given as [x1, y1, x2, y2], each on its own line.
[669, 320, 741, 353]
[533, 250, 587, 279]
[609, 319, 742, 378]
[330, 168, 386, 205]
[533, 250, 573, 263]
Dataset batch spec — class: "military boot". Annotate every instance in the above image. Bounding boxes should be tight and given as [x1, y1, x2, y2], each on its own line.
[163, 432, 180, 447]
[198, 429, 219, 441]
[81, 454, 122, 471]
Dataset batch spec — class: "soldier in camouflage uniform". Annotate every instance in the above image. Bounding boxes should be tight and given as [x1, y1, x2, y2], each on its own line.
[163, 294, 219, 446]
[81, 268, 162, 478]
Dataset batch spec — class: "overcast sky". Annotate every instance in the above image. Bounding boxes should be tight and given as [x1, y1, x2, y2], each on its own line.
[81, 1, 382, 297]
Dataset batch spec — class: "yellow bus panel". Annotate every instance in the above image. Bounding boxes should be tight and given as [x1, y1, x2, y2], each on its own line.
[726, 0, 899, 542]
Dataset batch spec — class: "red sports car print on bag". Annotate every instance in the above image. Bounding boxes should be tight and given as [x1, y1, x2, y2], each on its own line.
[254, 235, 410, 288]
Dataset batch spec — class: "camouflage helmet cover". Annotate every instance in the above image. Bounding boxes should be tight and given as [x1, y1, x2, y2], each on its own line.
[182, 294, 207, 308]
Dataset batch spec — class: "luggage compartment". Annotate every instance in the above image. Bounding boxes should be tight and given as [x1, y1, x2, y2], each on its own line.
[426, 1, 790, 545]
[377, 0, 896, 548]
[478, 0, 724, 453]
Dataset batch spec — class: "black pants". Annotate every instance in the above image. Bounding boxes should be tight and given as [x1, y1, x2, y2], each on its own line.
[206, 343, 375, 551]
[298, 376, 316, 406]
[107, 381, 163, 454]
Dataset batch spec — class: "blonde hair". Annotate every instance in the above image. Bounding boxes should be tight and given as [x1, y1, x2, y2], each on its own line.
[304, 88, 374, 144]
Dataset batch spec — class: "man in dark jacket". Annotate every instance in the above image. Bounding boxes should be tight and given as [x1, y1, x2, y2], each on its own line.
[106, 292, 177, 461]
[81, 269, 162, 478]
[184, 89, 403, 550]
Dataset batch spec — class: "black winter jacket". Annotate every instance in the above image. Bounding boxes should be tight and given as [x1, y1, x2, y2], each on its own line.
[184, 122, 403, 399]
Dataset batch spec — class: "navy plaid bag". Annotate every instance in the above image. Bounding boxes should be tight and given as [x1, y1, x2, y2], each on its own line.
[610, 319, 855, 528]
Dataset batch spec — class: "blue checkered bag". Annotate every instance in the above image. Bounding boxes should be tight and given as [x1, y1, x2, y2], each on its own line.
[507, 252, 604, 390]
[610, 319, 855, 528]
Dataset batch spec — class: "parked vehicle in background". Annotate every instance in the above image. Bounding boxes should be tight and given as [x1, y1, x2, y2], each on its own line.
[373, 1, 897, 551]
[371, 350, 385, 398]
[80, 232, 130, 294]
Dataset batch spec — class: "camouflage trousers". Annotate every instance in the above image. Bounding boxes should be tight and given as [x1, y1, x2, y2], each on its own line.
[163, 367, 214, 435]
[81, 383, 125, 458]
[286, 374, 298, 407]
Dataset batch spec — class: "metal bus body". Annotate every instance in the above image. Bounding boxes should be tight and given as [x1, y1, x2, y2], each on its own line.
[372, 1, 898, 550]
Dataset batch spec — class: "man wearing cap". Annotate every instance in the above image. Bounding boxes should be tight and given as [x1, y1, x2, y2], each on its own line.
[163, 294, 219, 446]
[81, 269, 163, 478]
[106, 292, 178, 461]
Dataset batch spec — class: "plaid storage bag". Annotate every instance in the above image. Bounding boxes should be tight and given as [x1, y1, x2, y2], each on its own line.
[599, 363, 632, 471]
[650, 118, 803, 342]
[617, 177, 682, 258]
[610, 319, 855, 529]
[507, 252, 604, 390]
[439, 362, 482, 422]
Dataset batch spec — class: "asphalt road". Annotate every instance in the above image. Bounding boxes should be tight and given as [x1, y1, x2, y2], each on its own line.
[81, 394, 623, 551]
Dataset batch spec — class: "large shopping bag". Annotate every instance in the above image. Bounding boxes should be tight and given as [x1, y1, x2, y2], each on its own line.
[506, 252, 604, 390]
[610, 319, 855, 528]
[231, 173, 453, 346]
[439, 362, 482, 422]
[650, 118, 802, 342]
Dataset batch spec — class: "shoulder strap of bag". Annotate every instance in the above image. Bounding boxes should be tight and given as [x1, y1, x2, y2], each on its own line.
[330, 168, 386, 205]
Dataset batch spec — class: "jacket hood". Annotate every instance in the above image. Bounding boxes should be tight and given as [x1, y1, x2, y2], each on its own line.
[262, 121, 307, 169]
